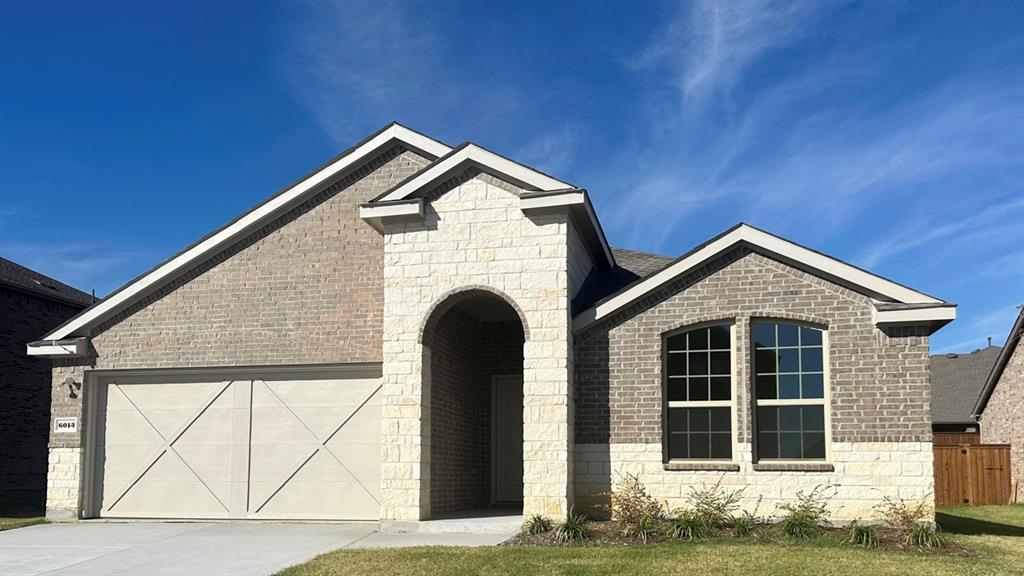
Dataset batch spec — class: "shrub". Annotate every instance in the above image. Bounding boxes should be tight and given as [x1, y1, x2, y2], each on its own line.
[847, 521, 879, 548]
[906, 522, 945, 548]
[731, 495, 765, 538]
[554, 509, 590, 544]
[873, 495, 931, 533]
[686, 477, 744, 530]
[776, 485, 834, 539]
[670, 510, 710, 541]
[608, 473, 665, 524]
[522, 514, 552, 535]
[625, 516, 658, 544]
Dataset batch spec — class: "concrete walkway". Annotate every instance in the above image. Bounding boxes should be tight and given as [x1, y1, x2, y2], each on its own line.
[0, 522, 511, 576]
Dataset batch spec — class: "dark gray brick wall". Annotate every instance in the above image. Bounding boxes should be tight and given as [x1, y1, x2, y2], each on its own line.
[0, 287, 83, 490]
[575, 248, 932, 445]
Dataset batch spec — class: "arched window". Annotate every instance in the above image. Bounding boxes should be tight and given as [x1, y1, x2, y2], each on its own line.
[663, 323, 734, 460]
[752, 321, 828, 460]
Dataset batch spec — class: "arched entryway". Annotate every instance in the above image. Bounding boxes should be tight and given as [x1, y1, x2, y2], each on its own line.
[421, 288, 526, 518]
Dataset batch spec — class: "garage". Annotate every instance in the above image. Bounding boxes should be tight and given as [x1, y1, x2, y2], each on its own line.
[85, 366, 381, 521]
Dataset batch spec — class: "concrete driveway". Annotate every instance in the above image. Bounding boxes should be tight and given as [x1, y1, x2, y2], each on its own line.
[0, 522, 509, 576]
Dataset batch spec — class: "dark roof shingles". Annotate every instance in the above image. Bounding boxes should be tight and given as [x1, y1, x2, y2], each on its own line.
[0, 257, 93, 307]
[930, 346, 1002, 424]
[572, 247, 675, 315]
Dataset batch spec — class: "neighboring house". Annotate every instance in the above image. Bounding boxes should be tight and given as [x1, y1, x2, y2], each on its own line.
[30, 123, 956, 523]
[974, 307, 1024, 500]
[929, 346, 1001, 444]
[0, 257, 92, 495]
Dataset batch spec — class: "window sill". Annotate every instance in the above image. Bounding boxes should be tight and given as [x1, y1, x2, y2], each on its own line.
[752, 462, 834, 472]
[664, 461, 741, 472]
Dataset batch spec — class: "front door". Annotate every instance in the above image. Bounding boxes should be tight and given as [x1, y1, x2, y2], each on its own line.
[491, 374, 524, 504]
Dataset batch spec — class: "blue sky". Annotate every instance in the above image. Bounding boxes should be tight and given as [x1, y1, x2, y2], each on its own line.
[1, 1, 1021, 352]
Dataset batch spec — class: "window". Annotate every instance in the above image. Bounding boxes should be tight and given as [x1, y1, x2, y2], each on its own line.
[752, 321, 828, 460]
[664, 324, 733, 460]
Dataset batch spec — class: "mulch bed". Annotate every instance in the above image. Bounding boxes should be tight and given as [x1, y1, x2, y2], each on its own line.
[502, 520, 975, 557]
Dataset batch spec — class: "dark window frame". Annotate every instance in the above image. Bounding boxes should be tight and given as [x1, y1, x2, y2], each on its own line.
[750, 320, 830, 462]
[661, 321, 735, 463]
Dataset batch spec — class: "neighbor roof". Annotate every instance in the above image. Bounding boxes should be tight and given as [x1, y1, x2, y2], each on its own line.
[972, 306, 1024, 418]
[930, 346, 1002, 425]
[572, 223, 954, 333]
[39, 122, 452, 341]
[0, 257, 93, 308]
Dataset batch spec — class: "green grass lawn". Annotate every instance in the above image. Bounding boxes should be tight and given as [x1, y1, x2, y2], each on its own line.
[278, 505, 1024, 576]
[0, 489, 46, 532]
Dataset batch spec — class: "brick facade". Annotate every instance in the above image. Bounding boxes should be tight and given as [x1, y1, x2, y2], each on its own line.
[980, 338, 1023, 495]
[0, 288, 84, 491]
[573, 248, 934, 520]
[45, 147, 429, 518]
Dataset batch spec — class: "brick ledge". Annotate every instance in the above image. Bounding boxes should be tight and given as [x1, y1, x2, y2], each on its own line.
[752, 462, 835, 472]
[663, 461, 741, 472]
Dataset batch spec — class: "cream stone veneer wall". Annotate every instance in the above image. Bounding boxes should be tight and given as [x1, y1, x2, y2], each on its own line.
[379, 170, 578, 521]
[575, 442, 933, 522]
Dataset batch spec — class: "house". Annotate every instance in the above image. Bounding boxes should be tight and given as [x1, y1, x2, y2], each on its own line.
[1, 257, 92, 498]
[974, 307, 1024, 500]
[29, 123, 956, 524]
[929, 346, 1001, 444]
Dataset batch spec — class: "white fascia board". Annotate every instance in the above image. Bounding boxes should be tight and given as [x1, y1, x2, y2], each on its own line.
[573, 224, 944, 333]
[42, 124, 450, 341]
[375, 144, 571, 203]
[27, 337, 89, 357]
[520, 189, 586, 210]
[874, 305, 956, 326]
[358, 199, 424, 219]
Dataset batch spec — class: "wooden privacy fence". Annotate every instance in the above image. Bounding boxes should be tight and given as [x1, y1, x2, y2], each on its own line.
[933, 444, 1012, 506]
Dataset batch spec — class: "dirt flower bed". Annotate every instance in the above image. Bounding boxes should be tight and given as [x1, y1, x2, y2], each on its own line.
[502, 519, 975, 557]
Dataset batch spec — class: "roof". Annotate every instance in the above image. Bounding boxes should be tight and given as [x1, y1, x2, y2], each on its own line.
[930, 346, 1002, 424]
[572, 248, 674, 314]
[972, 306, 1024, 418]
[572, 223, 954, 333]
[38, 122, 452, 341]
[0, 257, 93, 307]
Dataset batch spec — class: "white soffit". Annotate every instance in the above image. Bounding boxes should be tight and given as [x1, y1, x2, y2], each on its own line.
[573, 224, 946, 332]
[373, 144, 572, 203]
[26, 337, 89, 357]
[41, 123, 451, 341]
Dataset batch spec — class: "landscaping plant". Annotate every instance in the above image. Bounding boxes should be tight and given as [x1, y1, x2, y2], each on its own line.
[670, 510, 710, 541]
[873, 495, 931, 534]
[777, 485, 834, 539]
[624, 515, 658, 544]
[554, 509, 590, 544]
[607, 473, 665, 524]
[847, 521, 880, 548]
[523, 514, 552, 535]
[906, 522, 945, 548]
[686, 477, 744, 530]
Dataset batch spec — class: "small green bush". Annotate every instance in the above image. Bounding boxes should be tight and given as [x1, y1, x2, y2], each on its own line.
[873, 495, 931, 533]
[522, 514, 552, 535]
[608, 473, 665, 524]
[670, 510, 710, 541]
[624, 515, 658, 544]
[554, 509, 590, 544]
[686, 477, 744, 530]
[731, 511, 760, 538]
[776, 485, 834, 539]
[847, 521, 879, 548]
[906, 522, 945, 548]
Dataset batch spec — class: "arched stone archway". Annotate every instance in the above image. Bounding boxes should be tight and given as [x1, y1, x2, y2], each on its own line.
[420, 289, 526, 517]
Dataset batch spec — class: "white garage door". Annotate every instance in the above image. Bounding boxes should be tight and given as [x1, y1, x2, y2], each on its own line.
[94, 370, 381, 520]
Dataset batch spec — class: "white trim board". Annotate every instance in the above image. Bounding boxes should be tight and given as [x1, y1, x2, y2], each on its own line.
[573, 224, 950, 333]
[41, 123, 451, 341]
[373, 143, 572, 203]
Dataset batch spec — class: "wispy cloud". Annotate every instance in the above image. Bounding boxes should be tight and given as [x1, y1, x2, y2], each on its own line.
[513, 124, 582, 177]
[932, 303, 1022, 353]
[282, 0, 449, 145]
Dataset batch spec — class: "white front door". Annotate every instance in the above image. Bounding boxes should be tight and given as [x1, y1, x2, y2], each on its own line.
[491, 374, 524, 504]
